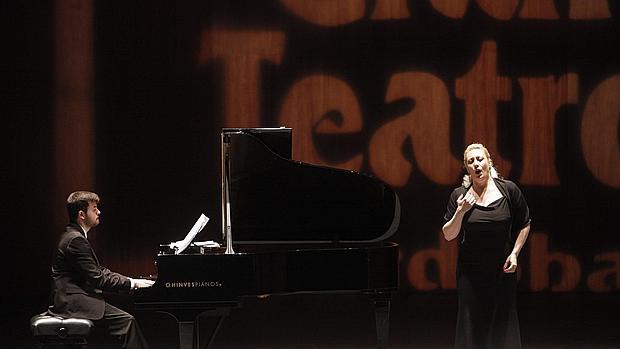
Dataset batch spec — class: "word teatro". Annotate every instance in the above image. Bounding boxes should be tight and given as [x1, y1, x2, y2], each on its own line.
[199, 0, 619, 189]
[196, 0, 619, 292]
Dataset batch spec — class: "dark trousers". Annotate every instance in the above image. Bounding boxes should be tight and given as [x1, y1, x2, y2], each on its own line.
[94, 303, 149, 349]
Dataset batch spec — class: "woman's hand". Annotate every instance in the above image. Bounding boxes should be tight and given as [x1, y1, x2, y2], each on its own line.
[503, 253, 518, 273]
[442, 191, 476, 241]
[457, 192, 476, 213]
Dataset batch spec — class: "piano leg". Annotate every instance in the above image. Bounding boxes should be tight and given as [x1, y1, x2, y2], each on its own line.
[157, 306, 234, 349]
[178, 321, 194, 349]
[175, 316, 228, 349]
[371, 293, 392, 349]
[196, 313, 227, 349]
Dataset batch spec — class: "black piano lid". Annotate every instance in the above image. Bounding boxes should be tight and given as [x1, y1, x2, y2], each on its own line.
[223, 128, 400, 244]
[223, 127, 292, 159]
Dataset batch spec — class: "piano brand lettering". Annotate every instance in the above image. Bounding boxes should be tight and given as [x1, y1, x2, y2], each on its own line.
[165, 281, 222, 288]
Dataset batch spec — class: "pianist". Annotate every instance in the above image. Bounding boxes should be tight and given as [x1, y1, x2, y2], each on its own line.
[48, 191, 154, 349]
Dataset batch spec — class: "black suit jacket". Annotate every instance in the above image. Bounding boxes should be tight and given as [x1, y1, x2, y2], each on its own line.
[48, 223, 131, 319]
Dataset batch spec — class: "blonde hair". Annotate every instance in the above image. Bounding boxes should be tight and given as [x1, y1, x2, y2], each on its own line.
[462, 143, 499, 188]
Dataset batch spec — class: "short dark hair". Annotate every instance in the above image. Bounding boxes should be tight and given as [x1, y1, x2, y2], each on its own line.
[66, 191, 100, 223]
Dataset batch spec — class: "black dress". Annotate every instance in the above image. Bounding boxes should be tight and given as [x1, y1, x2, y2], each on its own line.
[456, 197, 520, 349]
[444, 179, 530, 349]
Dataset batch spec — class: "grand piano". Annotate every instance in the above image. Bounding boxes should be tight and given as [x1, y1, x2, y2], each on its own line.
[134, 128, 401, 348]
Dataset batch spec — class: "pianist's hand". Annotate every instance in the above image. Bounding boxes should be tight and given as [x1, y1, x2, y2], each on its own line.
[132, 278, 155, 289]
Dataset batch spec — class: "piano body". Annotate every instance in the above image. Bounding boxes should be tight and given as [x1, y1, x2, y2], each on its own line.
[134, 128, 401, 348]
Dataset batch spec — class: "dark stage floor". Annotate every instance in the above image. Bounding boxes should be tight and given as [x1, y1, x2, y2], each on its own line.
[4, 292, 619, 348]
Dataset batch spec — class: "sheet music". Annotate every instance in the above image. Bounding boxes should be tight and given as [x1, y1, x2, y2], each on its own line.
[170, 214, 209, 254]
[193, 240, 220, 248]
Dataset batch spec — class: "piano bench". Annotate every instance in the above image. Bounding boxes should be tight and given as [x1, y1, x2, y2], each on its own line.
[30, 313, 93, 349]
